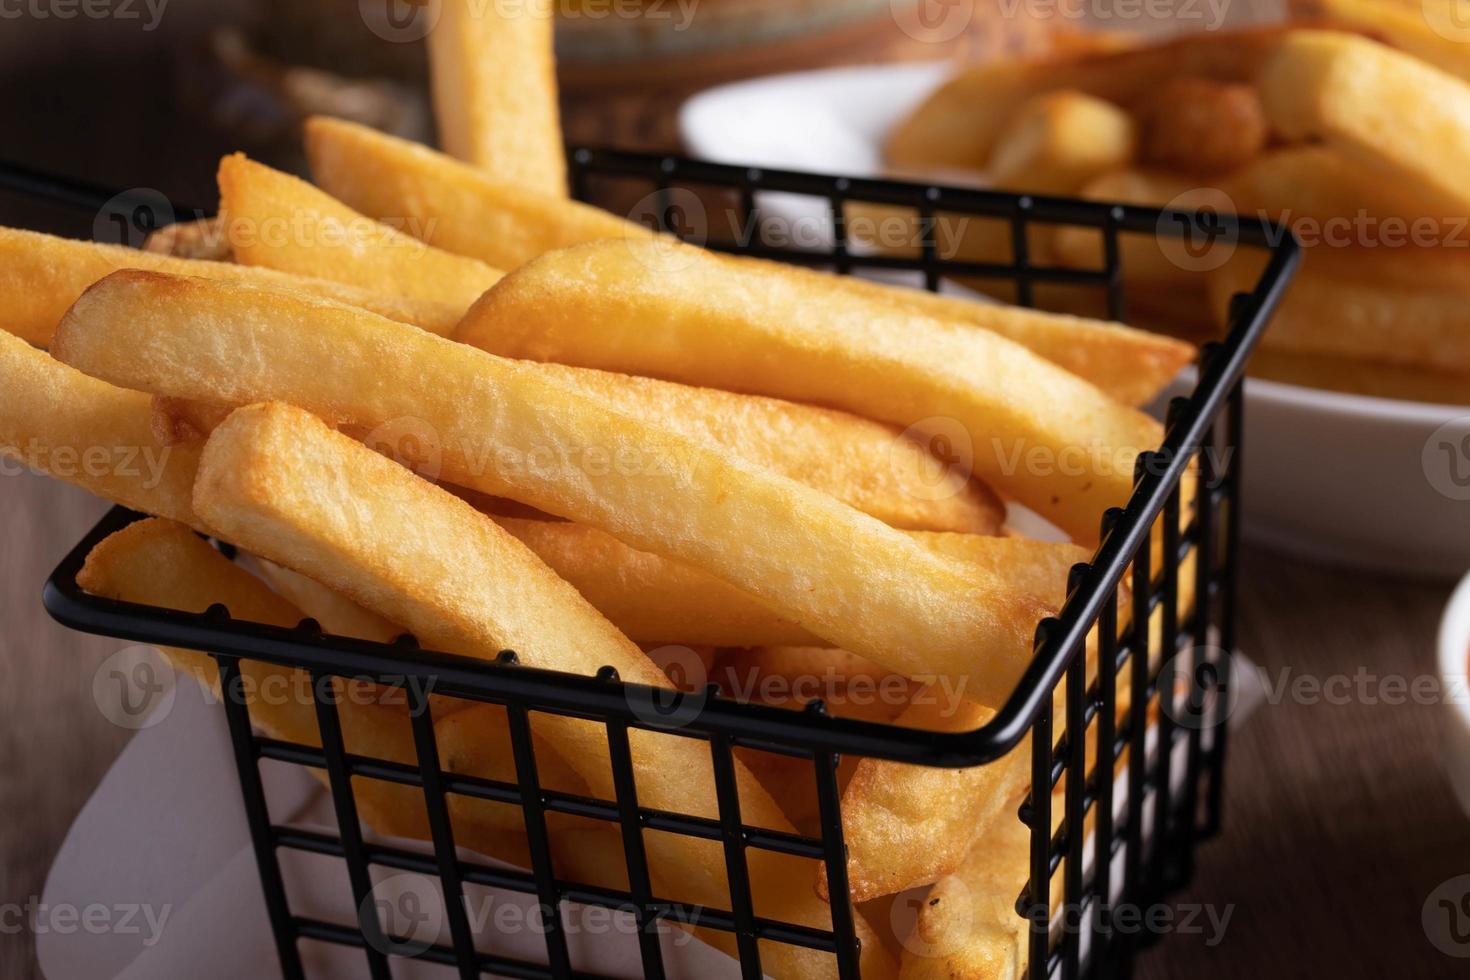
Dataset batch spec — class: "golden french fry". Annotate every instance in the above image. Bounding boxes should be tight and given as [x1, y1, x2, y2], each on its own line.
[189, 402, 892, 979]
[525, 361, 1006, 535]
[1137, 77, 1267, 177]
[0, 225, 463, 346]
[1218, 143, 1452, 226]
[300, 116, 1194, 405]
[217, 153, 502, 314]
[427, 0, 566, 196]
[1248, 347, 1470, 404]
[1299, 0, 1470, 81]
[0, 331, 200, 527]
[1052, 169, 1209, 287]
[306, 116, 638, 271]
[151, 396, 234, 447]
[1208, 248, 1470, 373]
[458, 239, 1161, 543]
[896, 808, 1032, 979]
[143, 216, 232, 261]
[252, 558, 402, 644]
[1258, 30, 1470, 217]
[56, 271, 1050, 710]
[885, 26, 1288, 172]
[988, 90, 1137, 192]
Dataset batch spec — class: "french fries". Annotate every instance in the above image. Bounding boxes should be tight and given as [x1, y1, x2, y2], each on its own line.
[1258, 30, 1470, 217]
[987, 90, 1137, 192]
[191, 402, 893, 978]
[1218, 144, 1450, 226]
[143, 216, 231, 261]
[306, 116, 641, 272]
[0, 331, 200, 527]
[252, 558, 401, 644]
[0, 225, 463, 346]
[302, 116, 1193, 405]
[1248, 348, 1470, 405]
[896, 810, 1032, 979]
[1299, 0, 1470, 81]
[427, 0, 567, 196]
[55, 271, 1052, 709]
[1137, 77, 1267, 176]
[459, 239, 1162, 542]
[217, 153, 503, 314]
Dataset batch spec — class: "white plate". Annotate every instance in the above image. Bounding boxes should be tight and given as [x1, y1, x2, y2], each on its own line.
[680, 63, 1470, 578]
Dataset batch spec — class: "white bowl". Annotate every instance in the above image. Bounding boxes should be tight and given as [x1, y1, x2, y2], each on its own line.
[680, 63, 1470, 577]
[1438, 571, 1470, 817]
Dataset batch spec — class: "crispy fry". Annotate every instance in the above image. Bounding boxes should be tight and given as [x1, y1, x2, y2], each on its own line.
[143, 216, 232, 261]
[0, 225, 462, 346]
[427, 0, 566, 196]
[56, 271, 1051, 709]
[1051, 169, 1209, 288]
[1218, 143, 1451, 225]
[896, 809, 1032, 979]
[458, 239, 1161, 542]
[151, 396, 234, 447]
[189, 402, 892, 978]
[525, 361, 1006, 535]
[1137, 77, 1267, 176]
[885, 26, 1288, 172]
[300, 117, 1194, 404]
[987, 90, 1137, 192]
[252, 558, 401, 644]
[306, 116, 638, 271]
[217, 153, 502, 314]
[1258, 30, 1470, 217]
[1300, 0, 1470, 81]
[1208, 248, 1470, 373]
[0, 331, 200, 527]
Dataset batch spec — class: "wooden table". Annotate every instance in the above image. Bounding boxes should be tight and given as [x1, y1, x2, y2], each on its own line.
[3, 19, 1469, 980]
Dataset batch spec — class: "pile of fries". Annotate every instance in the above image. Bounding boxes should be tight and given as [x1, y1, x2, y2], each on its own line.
[0, 4, 1207, 977]
[889, 20, 1470, 404]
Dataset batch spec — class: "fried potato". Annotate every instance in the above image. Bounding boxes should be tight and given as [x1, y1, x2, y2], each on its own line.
[1218, 144, 1452, 226]
[1208, 248, 1470, 373]
[252, 558, 401, 644]
[151, 396, 234, 447]
[143, 216, 232, 261]
[1248, 348, 1470, 405]
[896, 810, 1032, 979]
[1258, 30, 1470, 217]
[56, 271, 1050, 709]
[190, 402, 892, 979]
[526, 361, 1006, 535]
[0, 225, 462, 346]
[1137, 77, 1267, 176]
[1051, 169, 1211, 288]
[1300, 0, 1470, 81]
[0, 331, 200, 527]
[987, 90, 1137, 192]
[217, 153, 502, 314]
[306, 116, 640, 271]
[885, 26, 1288, 171]
[459, 239, 1162, 543]
[427, 0, 566, 196]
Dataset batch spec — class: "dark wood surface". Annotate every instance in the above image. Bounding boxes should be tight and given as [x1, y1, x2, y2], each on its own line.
[3, 19, 1469, 980]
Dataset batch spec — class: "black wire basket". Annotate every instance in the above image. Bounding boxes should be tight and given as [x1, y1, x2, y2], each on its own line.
[11, 147, 1298, 980]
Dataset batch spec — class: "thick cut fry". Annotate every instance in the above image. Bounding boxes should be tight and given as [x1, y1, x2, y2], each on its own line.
[56, 271, 1051, 709]
[987, 90, 1137, 191]
[143, 216, 232, 261]
[897, 811, 1032, 979]
[306, 116, 638, 271]
[1218, 144, 1452, 226]
[0, 331, 200, 527]
[1052, 169, 1211, 289]
[459, 240, 1161, 542]
[252, 558, 401, 644]
[217, 154, 502, 314]
[525, 361, 1006, 535]
[1299, 0, 1470, 81]
[427, 0, 566, 196]
[0, 225, 462, 346]
[1137, 77, 1267, 176]
[885, 26, 1288, 171]
[300, 117, 1194, 404]
[1208, 249, 1470, 373]
[189, 402, 891, 979]
[1258, 31, 1470, 217]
